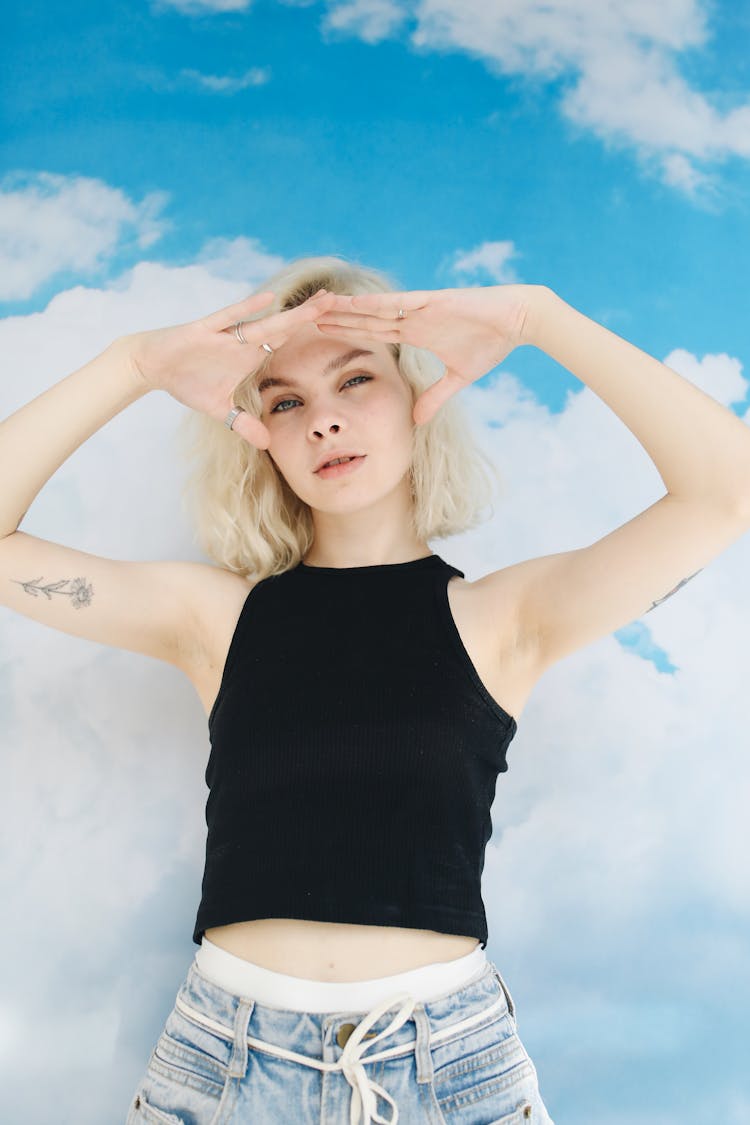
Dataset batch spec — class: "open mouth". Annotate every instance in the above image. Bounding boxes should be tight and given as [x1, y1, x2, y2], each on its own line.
[315, 455, 366, 476]
[321, 455, 357, 468]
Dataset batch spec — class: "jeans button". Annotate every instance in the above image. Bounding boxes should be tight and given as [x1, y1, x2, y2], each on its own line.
[337, 1022, 378, 1048]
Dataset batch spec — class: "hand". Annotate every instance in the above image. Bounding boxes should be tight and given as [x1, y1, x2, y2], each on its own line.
[314, 284, 538, 424]
[122, 289, 340, 449]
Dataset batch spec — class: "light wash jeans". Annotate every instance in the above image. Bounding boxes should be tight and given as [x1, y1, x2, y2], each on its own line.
[125, 937, 555, 1124]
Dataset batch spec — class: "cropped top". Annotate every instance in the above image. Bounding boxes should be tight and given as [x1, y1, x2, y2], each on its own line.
[192, 552, 518, 950]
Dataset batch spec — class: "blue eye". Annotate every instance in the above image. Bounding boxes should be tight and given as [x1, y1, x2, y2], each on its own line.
[269, 373, 371, 414]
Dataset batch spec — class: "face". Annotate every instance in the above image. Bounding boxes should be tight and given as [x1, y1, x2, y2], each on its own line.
[256, 324, 415, 514]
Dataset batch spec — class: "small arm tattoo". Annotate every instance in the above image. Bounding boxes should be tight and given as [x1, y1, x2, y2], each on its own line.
[11, 576, 94, 609]
[644, 568, 703, 613]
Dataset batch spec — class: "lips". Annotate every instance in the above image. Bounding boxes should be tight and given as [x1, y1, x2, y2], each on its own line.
[314, 455, 367, 479]
[313, 451, 365, 473]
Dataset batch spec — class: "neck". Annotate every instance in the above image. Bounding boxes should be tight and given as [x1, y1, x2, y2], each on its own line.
[303, 544, 432, 568]
[305, 479, 429, 569]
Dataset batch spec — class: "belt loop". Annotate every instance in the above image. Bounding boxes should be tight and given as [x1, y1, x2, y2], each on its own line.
[228, 997, 254, 1079]
[493, 967, 516, 1023]
[412, 1004, 434, 1084]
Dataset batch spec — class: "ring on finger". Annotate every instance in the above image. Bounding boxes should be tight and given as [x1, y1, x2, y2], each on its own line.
[233, 321, 273, 353]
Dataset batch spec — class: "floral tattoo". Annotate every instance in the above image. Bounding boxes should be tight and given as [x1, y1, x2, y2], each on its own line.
[11, 576, 94, 609]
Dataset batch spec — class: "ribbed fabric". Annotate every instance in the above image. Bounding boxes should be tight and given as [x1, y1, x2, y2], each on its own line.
[193, 553, 518, 950]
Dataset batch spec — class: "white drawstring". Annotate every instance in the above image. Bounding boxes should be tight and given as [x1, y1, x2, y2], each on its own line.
[335, 991, 416, 1124]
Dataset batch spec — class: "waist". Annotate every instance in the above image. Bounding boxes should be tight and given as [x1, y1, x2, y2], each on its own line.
[196, 935, 488, 1013]
[203, 919, 480, 981]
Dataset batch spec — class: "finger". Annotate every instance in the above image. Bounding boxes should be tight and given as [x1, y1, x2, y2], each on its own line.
[228, 409, 271, 451]
[320, 292, 425, 319]
[214, 290, 332, 340]
[260, 291, 337, 329]
[232, 293, 337, 346]
[316, 311, 401, 332]
[204, 291, 276, 333]
[315, 323, 402, 342]
[348, 290, 431, 316]
[412, 374, 464, 425]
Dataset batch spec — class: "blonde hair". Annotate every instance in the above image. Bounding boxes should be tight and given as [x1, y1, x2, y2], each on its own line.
[175, 254, 503, 580]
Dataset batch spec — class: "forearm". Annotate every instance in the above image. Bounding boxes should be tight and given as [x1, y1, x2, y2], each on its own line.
[0, 338, 150, 538]
[522, 287, 750, 511]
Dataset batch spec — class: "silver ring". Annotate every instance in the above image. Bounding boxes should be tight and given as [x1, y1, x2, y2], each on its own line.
[261, 342, 274, 354]
[233, 322, 247, 344]
[397, 308, 406, 319]
[224, 406, 243, 430]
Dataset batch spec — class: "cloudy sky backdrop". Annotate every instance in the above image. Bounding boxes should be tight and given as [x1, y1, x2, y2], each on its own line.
[2, 2, 750, 1122]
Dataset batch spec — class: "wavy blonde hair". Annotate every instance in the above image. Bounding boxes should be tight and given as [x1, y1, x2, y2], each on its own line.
[175, 254, 503, 580]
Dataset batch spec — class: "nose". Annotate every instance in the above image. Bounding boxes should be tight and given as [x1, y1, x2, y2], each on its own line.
[311, 420, 342, 437]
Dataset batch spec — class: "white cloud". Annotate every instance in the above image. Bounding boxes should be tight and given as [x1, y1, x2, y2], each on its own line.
[193, 234, 287, 284]
[180, 65, 271, 91]
[660, 347, 748, 406]
[322, 0, 407, 42]
[660, 151, 718, 199]
[450, 239, 521, 283]
[0, 172, 170, 302]
[154, 0, 252, 13]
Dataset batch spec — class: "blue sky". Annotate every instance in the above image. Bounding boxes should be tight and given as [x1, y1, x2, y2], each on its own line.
[2, 2, 750, 1123]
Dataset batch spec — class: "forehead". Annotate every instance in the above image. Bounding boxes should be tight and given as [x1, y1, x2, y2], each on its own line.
[257, 341, 393, 395]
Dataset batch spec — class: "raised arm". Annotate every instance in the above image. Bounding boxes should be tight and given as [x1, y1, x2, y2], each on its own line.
[0, 340, 210, 667]
[0, 340, 147, 539]
[0, 288, 342, 669]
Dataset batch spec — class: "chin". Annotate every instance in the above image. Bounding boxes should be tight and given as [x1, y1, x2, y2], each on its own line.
[313, 496, 373, 516]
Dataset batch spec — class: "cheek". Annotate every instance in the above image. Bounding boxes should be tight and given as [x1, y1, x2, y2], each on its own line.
[265, 437, 301, 483]
[374, 382, 414, 426]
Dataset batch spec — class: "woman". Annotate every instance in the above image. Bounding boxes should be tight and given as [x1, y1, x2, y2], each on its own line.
[3, 255, 749, 1124]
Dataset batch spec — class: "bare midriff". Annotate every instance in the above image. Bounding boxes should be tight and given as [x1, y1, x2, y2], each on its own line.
[204, 919, 480, 982]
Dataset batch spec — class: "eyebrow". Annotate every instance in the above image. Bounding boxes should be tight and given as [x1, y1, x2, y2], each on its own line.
[256, 348, 376, 395]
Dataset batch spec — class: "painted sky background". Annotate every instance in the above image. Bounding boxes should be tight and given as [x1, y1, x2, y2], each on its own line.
[2, 2, 750, 1123]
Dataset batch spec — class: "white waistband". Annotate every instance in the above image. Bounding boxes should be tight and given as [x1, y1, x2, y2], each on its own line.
[194, 936, 487, 1013]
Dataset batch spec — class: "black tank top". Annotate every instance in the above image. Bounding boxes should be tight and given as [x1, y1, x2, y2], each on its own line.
[193, 553, 518, 950]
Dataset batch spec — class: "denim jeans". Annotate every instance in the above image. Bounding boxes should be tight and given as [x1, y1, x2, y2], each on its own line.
[125, 942, 555, 1124]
